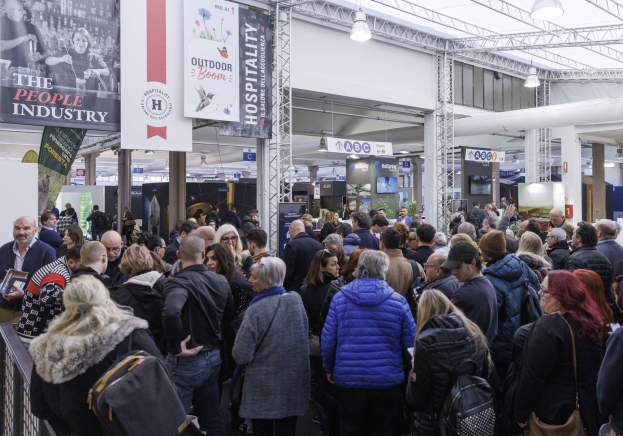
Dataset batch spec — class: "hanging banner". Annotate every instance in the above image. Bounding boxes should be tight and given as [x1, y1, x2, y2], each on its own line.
[327, 137, 393, 156]
[465, 148, 506, 163]
[0, 0, 120, 130]
[121, 0, 192, 151]
[184, 0, 240, 122]
[219, 8, 272, 138]
[38, 127, 86, 214]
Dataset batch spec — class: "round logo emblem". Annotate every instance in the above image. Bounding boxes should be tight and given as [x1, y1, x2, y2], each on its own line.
[362, 142, 371, 153]
[344, 141, 353, 153]
[475, 151, 481, 160]
[353, 142, 362, 153]
[141, 88, 173, 121]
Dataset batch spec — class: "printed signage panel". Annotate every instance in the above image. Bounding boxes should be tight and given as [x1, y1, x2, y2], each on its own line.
[219, 8, 272, 138]
[243, 152, 256, 161]
[184, 0, 240, 122]
[465, 148, 506, 163]
[121, 0, 192, 151]
[327, 137, 393, 156]
[0, 0, 120, 130]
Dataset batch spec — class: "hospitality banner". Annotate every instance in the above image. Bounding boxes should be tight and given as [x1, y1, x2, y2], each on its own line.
[219, 8, 272, 138]
[121, 0, 192, 151]
[184, 0, 240, 122]
[0, 0, 120, 130]
[37, 127, 86, 214]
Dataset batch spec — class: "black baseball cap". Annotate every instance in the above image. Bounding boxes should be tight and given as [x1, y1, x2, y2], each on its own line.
[441, 242, 480, 270]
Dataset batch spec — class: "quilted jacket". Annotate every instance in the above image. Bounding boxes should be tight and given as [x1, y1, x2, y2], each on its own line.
[321, 277, 415, 388]
[483, 254, 540, 367]
[567, 246, 613, 297]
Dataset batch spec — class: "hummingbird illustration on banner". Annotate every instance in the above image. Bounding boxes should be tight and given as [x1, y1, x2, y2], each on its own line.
[195, 85, 215, 112]
[217, 47, 228, 58]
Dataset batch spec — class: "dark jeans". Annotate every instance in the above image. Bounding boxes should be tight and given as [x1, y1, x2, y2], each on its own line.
[251, 416, 298, 436]
[336, 385, 400, 436]
[166, 349, 226, 436]
[92, 230, 105, 241]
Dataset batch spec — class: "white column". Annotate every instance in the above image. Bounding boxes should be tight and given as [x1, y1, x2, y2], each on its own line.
[560, 126, 582, 225]
[524, 129, 538, 184]
[256, 138, 269, 237]
[424, 112, 438, 225]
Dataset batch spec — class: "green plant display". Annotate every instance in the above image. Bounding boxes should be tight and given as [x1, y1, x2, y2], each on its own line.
[406, 202, 418, 217]
[373, 197, 395, 217]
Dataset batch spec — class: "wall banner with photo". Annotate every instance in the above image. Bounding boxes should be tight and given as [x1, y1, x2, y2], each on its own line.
[0, 0, 120, 130]
[184, 0, 240, 122]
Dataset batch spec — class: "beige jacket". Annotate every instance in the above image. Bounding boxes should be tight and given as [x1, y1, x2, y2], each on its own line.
[384, 248, 415, 297]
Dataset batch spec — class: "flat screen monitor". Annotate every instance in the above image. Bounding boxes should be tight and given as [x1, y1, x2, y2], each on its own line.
[377, 177, 397, 194]
[469, 175, 492, 195]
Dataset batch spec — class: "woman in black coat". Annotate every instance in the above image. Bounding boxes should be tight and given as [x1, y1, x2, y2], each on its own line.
[406, 290, 490, 435]
[302, 214, 319, 241]
[30, 275, 163, 436]
[301, 248, 340, 338]
[112, 245, 166, 354]
[319, 212, 337, 243]
[514, 270, 606, 436]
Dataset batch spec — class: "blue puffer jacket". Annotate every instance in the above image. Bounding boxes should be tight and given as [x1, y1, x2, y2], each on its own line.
[483, 254, 540, 367]
[321, 277, 416, 389]
[342, 233, 361, 255]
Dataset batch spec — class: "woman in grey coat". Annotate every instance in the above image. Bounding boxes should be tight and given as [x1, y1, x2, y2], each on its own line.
[232, 257, 310, 436]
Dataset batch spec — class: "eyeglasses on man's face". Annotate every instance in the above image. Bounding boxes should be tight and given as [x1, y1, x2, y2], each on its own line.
[423, 263, 439, 269]
[104, 246, 122, 254]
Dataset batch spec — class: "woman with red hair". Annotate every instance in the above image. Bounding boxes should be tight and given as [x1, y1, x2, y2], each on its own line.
[573, 269, 613, 353]
[515, 270, 606, 436]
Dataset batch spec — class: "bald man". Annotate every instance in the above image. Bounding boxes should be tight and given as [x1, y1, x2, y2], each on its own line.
[195, 226, 215, 247]
[596, 219, 623, 283]
[282, 219, 323, 293]
[0, 216, 56, 322]
[549, 207, 575, 240]
[101, 231, 129, 290]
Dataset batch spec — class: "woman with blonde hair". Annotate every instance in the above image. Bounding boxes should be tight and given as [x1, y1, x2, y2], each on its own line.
[319, 211, 338, 243]
[406, 290, 492, 435]
[215, 224, 253, 277]
[516, 231, 551, 282]
[301, 213, 319, 241]
[30, 275, 162, 435]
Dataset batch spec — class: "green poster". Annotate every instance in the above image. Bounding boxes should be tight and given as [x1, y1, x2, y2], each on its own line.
[37, 127, 87, 215]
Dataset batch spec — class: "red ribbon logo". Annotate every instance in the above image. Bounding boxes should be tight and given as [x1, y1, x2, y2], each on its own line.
[147, 126, 167, 139]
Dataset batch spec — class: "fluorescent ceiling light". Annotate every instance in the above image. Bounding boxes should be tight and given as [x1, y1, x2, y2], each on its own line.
[530, 0, 564, 20]
[524, 67, 540, 88]
[399, 149, 409, 154]
[318, 134, 328, 152]
[512, 155, 520, 164]
[605, 163, 615, 168]
[348, 154, 359, 159]
[350, 9, 371, 42]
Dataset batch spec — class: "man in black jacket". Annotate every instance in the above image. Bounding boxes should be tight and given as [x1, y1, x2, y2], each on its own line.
[352, 211, 379, 250]
[464, 201, 488, 231]
[567, 222, 622, 322]
[163, 220, 199, 265]
[100, 231, 129, 291]
[86, 205, 108, 242]
[163, 234, 233, 435]
[282, 220, 324, 293]
[412, 224, 436, 266]
[418, 252, 459, 300]
[545, 228, 570, 270]
[596, 219, 623, 283]
[71, 241, 110, 287]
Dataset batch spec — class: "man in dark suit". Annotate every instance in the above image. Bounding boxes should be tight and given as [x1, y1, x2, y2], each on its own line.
[163, 220, 200, 265]
[282, 220, 323, 293]
[38, 211, 63, 251]
[0, 216, 56, 322]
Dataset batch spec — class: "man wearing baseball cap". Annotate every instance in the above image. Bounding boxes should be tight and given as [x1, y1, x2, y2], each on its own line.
[442, 241, 498, 344]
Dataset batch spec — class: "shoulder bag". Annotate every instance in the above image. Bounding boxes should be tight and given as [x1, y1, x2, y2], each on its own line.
[230, 296, 282, 408]
[524, 315, 587, 436]
[300, 285, 322, 358]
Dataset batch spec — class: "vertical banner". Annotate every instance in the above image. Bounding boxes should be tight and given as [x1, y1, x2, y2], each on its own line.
[219, 8, 272, 138]
[38, 127, 86, 214]
[121, 0, 192, 151]
[184, 0, 240, 122]
[0, 0, 120, 130]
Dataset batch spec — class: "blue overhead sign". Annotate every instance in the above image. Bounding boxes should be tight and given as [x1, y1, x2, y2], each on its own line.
[402, 161, 411, 168]
[133, 168, 144, 174]
[243, 152, 257, 162]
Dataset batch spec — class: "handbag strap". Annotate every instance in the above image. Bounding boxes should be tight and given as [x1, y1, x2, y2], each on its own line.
[254, 295, 282, 356]
[559, 313, 579, 409]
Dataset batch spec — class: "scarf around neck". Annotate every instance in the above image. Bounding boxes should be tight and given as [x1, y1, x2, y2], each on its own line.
[250, 285, 286, 306]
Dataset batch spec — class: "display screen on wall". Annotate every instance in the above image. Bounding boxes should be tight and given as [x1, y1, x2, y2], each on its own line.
[377, 177, 397, 194]
[469, 175, 492, 195]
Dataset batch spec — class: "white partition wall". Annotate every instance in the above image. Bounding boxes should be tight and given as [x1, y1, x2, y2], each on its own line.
[0, 162, 38, 244]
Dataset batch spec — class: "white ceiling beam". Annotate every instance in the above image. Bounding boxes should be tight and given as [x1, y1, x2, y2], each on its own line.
[585, 0, 623, 21]
[469, 0, 623, 64]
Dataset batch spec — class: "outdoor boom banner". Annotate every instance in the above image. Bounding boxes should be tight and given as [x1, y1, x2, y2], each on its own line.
[37, 126, 86, 214]
[121, 0, 192, 151]
[219, 8, 273, 138]
[0, 0, 120, 130]
[184, 0, 240, 122]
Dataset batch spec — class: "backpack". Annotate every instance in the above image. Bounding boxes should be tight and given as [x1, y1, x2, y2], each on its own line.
[440, 359, 496, 436]
[89, 335, 202, 436]
[96, 212, 107, 230]
[520, 272, 544, 325]
[466, 210, 484, 231]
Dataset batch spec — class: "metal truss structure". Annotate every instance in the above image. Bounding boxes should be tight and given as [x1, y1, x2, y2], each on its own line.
[537, 82, 552, 183]
[586, 0, 623, 20]
[436, 53, 455, 234]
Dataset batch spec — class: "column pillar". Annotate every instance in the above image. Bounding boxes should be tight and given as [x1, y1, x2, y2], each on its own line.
[423, 112, 437, 225]
[257, 139, 270, 236]
[308, 165, 319, 184]
[169, 151, 187, 226]
[412, 157, 423, 213]
[117, 149, 132, 234]
[85, 152, 100, 185]
[560, 126, 582, 225]
[592, 143, 606, 220]
[525, 129, 538, 184]
[492, 162, 500, 204]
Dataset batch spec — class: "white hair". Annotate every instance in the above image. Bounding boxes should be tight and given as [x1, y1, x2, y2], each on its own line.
[434, 232, 447, 247]
[548, 227, 566, 242]
[252, 257, 286, 289]
[354, 250, 390, 280]
[215, 224, 243, 254]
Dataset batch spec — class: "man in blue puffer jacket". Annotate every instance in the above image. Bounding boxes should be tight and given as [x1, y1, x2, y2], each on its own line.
[321, 250, 415, 436]
[479, 231, 540, 378]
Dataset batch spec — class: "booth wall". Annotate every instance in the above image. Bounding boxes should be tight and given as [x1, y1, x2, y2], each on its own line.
[0, 162, 38, 244]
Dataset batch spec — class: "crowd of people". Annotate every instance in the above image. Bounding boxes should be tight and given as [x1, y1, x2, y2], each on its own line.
[3, 201, 623, 436]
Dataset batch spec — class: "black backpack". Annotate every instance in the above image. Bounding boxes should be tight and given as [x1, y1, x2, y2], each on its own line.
[440, 359, 496, 436]
[520, 272, 544, 325]
[95, 212, 107, 230]
[89, 336, 202, 436]
[466, 210, 484, 231]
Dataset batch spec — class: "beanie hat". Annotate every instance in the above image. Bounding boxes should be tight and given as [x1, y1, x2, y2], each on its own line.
[478, 231, 506, 259]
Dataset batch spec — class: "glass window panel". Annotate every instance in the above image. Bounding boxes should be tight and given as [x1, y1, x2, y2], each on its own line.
[462, 64, 474, 107]
[512, 77, 521, 110]
[484, 70, 494, 111]
[474, 66, 484, 108]
[503, 75, 512, 111]
[454, 62, 463, 105]
[494, 72, 503, 112]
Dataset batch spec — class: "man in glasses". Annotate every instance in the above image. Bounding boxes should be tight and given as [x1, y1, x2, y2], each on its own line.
[417, 252, 459, 300]
[101, 231, 129, 291]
